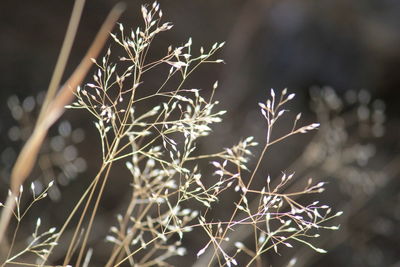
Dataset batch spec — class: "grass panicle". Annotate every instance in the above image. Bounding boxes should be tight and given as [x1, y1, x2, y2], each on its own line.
[0, 2, 343, 267]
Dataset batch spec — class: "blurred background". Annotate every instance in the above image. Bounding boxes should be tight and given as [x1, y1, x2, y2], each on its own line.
[0, 0, 399, 266]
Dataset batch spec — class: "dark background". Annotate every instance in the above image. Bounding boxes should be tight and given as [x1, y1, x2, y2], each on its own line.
[0, 0, 399, 266]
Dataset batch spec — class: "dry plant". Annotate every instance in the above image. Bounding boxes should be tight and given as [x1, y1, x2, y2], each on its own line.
[0, 2, 342, 266]
[194, 87, 389, 267]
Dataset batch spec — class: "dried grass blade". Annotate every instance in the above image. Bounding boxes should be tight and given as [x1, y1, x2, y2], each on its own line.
[37, 0, 86, 125]
[0, 2, 125, 245]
